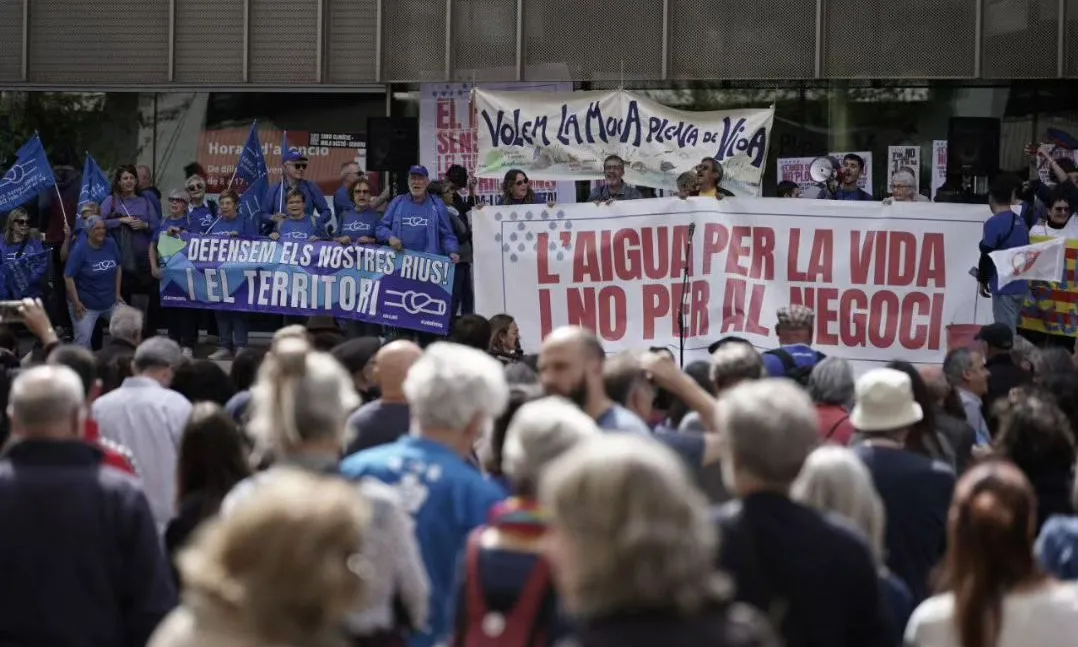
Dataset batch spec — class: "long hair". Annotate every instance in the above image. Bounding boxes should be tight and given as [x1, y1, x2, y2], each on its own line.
[501, 169, 536, 204]
[3, 207, 29, 244]
[175, 402, 252, 508]
[938, 460, 1045, 647]
[886, 360, 943, 459]
[111, 164, 139, 197]
[488, 313, 517, 354]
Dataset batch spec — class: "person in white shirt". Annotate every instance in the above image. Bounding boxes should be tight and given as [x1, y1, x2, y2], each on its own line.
[905, 460, 1078, 647]
[91, 336, 192, 531]
[1030, 188, 1078, 239]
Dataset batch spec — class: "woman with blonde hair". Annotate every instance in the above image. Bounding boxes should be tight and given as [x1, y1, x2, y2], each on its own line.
[223, 335, 430, 647]
[1, 207, 47, 299]
[792, 445, 914, 646]
[150, 470, 370, 647]
[906, 461, 1078, 647]
[452, 396, 598, 646]
[539, 435, 776, 647]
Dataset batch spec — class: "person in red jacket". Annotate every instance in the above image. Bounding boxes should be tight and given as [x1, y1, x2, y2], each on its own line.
[47, 345, 138, 476]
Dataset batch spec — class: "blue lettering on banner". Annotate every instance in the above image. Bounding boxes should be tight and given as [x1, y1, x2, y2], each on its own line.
[159, 237, 455, 335]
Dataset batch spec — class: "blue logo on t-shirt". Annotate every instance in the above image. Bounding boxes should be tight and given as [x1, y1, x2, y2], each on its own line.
[282, 231, 309, 240]
[341, 220, 371, 233]
[91, 259, 117, 272]
[402, 216, 428, 228]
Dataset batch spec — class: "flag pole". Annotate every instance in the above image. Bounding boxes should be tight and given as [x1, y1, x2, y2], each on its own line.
[54, 185, 70, 234]
[278, 130, 287, 214]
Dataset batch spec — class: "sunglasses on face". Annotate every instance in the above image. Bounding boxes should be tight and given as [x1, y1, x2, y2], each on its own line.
[515, 178, 529, 186]
[11, 219, 28, 225]
[292, 163, 308, 170]
[186, 184, 204, 191]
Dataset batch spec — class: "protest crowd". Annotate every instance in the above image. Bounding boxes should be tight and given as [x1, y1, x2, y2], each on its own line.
[4, 109, 1078, 647]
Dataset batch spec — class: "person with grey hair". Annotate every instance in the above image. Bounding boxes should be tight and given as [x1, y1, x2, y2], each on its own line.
[0, 365, 176, 646]
[942, 347, 991, 445]
[883, 167, 929, 203]
[712, 379, 889, 647]
[807, 356, 856, 445]
[540, 434, 776, 647]
[97, 304, 144, 369]
[341, 342, 509, 647]
[676, 170, 700, 198]
[224, 335, 430, 646]
[918, 365, 976, 473]
[679, 340, 762, 434]
[851, 368, 955, 604]
[92, 336, 193, 531]
[792, 445, 915, 645]
[452, 397, 599, 645]
[1010, 333, 1039, 373]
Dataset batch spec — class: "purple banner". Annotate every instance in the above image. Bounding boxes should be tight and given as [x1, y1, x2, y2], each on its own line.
[159, 236, 455, 335]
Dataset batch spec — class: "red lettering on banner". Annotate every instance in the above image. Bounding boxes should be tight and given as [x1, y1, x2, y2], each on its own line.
[672, 225, 692, 278]
[702, 224, 729, 274]
[641, 227, 671, 280]
[918, 234, 946, 288]
[642, 284, 670, 340]
[722, 226, 776, 280]
[791, 286, 944, 351]
[642, 281, 711, 340]
[536, 233, 560, 285]
[566, 286, 627, 341]
[538, 289, 553, 338]
[571, 226, 692, 283]
[612, 228, 642, 281]
[721, 278, 769, 335]
[726, 226, 752, 276]
[691, 280, 711, 337]
[435, 99, 453, 131]
[850, 231, 947, 287]
[850, 231, 876, 285]
[574, 232, 602, 282]
[788, 229, 834, 283]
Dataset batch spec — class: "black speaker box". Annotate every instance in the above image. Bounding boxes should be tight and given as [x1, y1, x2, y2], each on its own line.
[366, 117, 419, 172]
[947, 117, 1001, 176]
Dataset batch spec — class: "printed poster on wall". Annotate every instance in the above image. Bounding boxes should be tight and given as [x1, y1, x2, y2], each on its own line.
[931, 140, 948, 201]
[473, 88, 775, 196]
[420, 82, 576, 206]
[886, 145, 922, 193]
[472, 197, 992, 371]
[776, 156, 819, 192]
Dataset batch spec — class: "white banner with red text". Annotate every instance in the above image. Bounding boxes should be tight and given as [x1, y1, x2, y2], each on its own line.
[473, 198, 993, 370]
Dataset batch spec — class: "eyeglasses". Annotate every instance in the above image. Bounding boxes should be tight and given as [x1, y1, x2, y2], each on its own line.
[186, 183, 204, 191]
[292, 163, 308, 170]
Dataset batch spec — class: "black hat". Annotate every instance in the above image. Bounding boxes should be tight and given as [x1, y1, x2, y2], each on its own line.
[975, 323, 1013, 350]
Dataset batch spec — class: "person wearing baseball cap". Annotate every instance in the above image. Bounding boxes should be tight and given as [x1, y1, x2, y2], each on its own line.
[762, 304, 825, 383]
[975, 323, 1032, 421]
[260, 146, 331, 235]
[376, 165, 459, 261]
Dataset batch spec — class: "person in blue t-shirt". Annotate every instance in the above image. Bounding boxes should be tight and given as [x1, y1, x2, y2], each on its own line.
[335, 178, 382, 246]
[63, 216, 122, 349]
[184, 174, 218, 234]
[377, 165, 460, 259]
[205, 190, 252, 360]
[339, 343, 508, 647]
[818, 153, 874, 201]
[762, 305, 825, 380]
[261, 148, 331, 234]
[150, 190, 198, 354]
[978, 173, 1031, 332]
[269, 190, 325, 242]
[0, 207, 47, 299]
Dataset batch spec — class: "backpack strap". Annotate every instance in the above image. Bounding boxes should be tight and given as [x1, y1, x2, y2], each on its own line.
[824, 414, 849, 440]
[765, 348, 797, 374]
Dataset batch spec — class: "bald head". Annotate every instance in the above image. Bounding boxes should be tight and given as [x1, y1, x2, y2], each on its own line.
[8, 365, 86, 439]
[540, 326, 604, 360]
[919, 365, 950, 404]
[374, 340, 423, 401]
[538, 326, 606, 408]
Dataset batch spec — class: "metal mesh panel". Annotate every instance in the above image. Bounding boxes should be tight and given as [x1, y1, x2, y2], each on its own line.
[326, 0, 378, 83]
[669, 0, 814, 79]
[823, 0, 976, 78]
[248, 0, 319, 83]
[0, 0, 21, 82]
[174, 0, 244, 83]
[1067, 0, 1078, 77]
[28, 0, 169, 84]
[381, 0, 447, 82]
[982, 0, 1059, 78]
[451, 0, 517, 81]
[522, 0, 662, 81]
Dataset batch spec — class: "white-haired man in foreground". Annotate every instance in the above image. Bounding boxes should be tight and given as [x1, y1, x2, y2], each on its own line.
[340, 342, 509, 647]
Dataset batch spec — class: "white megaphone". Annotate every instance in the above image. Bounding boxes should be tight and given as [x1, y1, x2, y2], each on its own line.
[808, 156, 842, 183]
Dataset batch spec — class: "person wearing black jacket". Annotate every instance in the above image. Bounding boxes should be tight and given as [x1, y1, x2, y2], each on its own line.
[0, 363, 176, 646]
[976, 323, 1033, 433]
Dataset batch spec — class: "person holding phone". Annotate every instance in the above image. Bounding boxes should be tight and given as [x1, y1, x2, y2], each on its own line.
[64, 216, 123, 349]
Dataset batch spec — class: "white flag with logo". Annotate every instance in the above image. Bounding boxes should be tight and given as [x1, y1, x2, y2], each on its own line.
[989, 237, 1066, 288]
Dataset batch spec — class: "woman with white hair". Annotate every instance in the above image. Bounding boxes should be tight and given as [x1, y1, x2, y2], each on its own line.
[884, 167, 929, 203]
[452, 397, 599, 646]
[539, 435, 777, 647]
[792, 445, 915, 646]
[806, 357, 856, 445]
[150, 470, 370, 647]
[223, 335, 430, 647]
[340, 342, 510, 647]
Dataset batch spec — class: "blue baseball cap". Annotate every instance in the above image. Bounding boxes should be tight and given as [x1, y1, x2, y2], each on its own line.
[283, 148, 308, 164]
[408, 165, 429, 178]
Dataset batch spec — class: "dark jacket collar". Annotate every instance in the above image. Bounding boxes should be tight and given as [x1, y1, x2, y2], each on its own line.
[104, 338, 137, 352]
[4, 438, 103, 466]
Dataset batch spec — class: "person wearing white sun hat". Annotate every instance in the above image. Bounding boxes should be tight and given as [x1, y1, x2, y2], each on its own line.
[851, 368, 956, 605]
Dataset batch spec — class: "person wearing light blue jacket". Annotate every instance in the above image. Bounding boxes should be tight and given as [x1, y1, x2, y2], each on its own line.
[376, 165, 460, 259]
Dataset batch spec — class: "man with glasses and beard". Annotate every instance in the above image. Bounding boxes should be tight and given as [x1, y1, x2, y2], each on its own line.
[696, 157, 735, 198]
[261, 148, 331, 235]
[588, 155, 644, 203]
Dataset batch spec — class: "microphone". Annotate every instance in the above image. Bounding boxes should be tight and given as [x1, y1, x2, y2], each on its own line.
[688, 222, 696, 239]
[678, 222, 696, 367]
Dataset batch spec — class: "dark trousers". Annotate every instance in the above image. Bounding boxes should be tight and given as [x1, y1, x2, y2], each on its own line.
[120, 272, 162, 338]
[165, 307, 199, 349]
[451, 262, 474, 316]
[47, 246, 71, 331]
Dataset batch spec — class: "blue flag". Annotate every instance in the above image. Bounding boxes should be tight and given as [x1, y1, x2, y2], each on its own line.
[239, 173, 269, 228]
[233, 121, 268, 188]
[1, 249, 50, 299]
[78, 152, 111, 211]
[0, 135, 56, 212]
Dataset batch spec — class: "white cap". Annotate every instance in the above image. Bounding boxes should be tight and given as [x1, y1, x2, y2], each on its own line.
[850, 368, 924, 433]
